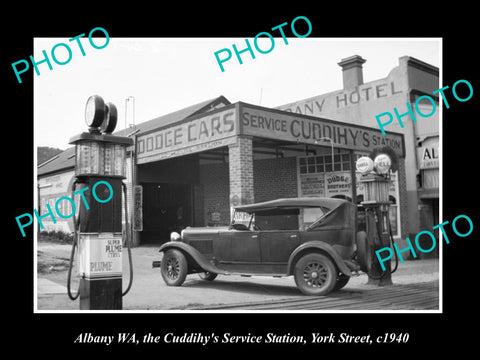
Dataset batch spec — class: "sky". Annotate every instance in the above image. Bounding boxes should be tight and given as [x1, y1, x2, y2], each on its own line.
[34, 37, 441, 150]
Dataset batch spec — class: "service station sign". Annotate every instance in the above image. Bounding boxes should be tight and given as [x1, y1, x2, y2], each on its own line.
[136, 107, 237, 164]
[135, 102, 405, 165]
[239, 104, 405, 157]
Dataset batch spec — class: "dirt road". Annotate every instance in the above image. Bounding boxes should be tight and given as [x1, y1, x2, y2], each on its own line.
[36, 241, 440, 311]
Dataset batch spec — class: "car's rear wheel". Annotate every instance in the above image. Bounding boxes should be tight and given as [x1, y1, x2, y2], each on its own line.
[198, 272, 217, 281]
[161, 249, 188, 286]
[294, 253, 337, 296]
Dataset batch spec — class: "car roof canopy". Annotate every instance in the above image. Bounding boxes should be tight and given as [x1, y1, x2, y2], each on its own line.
[234, 197, 348, 213]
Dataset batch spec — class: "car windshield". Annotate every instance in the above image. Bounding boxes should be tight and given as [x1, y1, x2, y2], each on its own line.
[231, 210, 254, 229]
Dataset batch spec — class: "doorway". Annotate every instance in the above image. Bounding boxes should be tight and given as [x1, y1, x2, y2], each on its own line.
[141, 182, 193, 243]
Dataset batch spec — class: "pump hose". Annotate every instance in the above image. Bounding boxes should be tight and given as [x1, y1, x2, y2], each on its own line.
[389, 223, 399, 274]
[67, 180, 81, 301]
[122, 182, 133, 296]
[66, 180, 134, 300]
[364, 207, 399, 280]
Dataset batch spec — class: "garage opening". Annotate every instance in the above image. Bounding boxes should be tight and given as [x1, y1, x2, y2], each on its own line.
[136, 154, 200, 244]
[141, 182, 193, 243]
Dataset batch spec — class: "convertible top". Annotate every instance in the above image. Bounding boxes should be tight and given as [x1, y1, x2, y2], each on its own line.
[234, 197, 348, 213]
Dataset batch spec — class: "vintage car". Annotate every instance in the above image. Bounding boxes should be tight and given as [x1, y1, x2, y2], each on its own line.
[155, 197, 359, 296]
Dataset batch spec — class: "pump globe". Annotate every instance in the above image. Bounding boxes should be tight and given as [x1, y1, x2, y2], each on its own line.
[374, 154, 392, 174]
[356, 156, 374, 174]
[85, 95, 105, 128]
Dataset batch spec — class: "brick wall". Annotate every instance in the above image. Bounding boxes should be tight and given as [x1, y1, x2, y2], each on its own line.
[199, 155, 298, 226]
[254, 157, 298, 202]
[199, 162, 230, 226]
[228, 136, 254, 206]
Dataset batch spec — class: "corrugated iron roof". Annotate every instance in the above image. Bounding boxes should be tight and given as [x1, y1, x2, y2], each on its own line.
[115, 95, 230, 137]
[37, 95, 230, 177]
[37, 146, 76, 176]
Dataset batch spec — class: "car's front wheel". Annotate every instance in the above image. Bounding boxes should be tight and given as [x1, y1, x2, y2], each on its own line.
[294, 253, 337, 296]
[161, 249, 188, 286]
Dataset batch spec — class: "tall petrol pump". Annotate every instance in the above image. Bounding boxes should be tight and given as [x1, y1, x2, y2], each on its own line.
[356, 147, 399, 286]
[67, 95, 133, 309]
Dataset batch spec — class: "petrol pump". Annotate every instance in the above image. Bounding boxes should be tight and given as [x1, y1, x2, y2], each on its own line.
[67, 95, 134, 309]
[356, 146, 399, 286]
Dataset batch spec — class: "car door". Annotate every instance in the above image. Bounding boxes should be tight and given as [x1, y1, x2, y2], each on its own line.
[259, 230, 300, 264]
[256, 207, 301, 273]
[217, 229, 261, 271]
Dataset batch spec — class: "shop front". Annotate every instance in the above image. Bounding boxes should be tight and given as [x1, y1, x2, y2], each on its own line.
[416, 136, 439, 257]
[129, 101, 405, 245]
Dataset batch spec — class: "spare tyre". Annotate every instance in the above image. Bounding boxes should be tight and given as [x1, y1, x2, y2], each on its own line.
[356, 231, 370, 273]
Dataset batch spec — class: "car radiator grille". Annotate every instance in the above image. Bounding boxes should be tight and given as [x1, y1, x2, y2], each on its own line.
[189, 239, 213, 254]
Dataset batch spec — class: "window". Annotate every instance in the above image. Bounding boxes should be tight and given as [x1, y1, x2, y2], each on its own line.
[254, 208, 300, 230]
[299, 152, 351, 174]
[301, 207, 327, 230]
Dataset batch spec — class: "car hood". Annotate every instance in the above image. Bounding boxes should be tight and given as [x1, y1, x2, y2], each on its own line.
[182, 226, 230, 236]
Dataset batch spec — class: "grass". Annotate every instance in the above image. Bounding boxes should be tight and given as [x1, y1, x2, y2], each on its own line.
[37, 231, 73, 274]
[37, 250, 70, 274]
[38, 230, 74, 244]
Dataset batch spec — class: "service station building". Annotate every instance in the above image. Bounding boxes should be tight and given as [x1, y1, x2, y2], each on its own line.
[126, 99, 405, 244]
[38, 54, 439, 254]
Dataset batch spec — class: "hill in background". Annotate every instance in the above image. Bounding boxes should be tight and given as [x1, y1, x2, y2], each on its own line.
[37, 146, 63, 165]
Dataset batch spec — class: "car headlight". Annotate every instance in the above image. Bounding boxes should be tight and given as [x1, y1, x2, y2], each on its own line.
[170, 232, 181, 242]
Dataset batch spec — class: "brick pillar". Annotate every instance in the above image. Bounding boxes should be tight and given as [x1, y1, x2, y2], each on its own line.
[228, 136, 254, 218]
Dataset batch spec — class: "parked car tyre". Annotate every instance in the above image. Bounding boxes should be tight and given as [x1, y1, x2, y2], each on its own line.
[161, 249, 188, 286]
[294, 253, 337, 296]
[334, 274, 350, 290]
[198, 272, 218, 281]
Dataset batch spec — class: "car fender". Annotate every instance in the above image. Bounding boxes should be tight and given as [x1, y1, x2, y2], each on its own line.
[287, 241, 352, 276]
[159, 241, 226, 275]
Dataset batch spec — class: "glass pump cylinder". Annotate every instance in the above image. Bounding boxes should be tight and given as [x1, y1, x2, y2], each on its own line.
[360, 174, 390, 204]
[70, 132, 133, 179]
